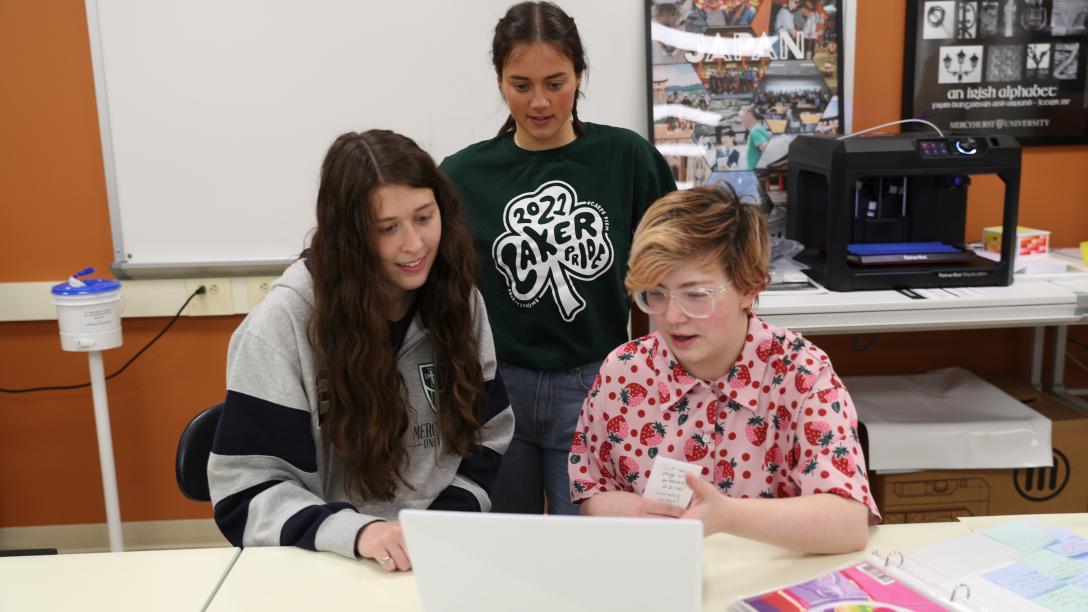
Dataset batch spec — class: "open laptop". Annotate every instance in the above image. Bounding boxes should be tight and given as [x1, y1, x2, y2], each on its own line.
[400, 510, 703, 612]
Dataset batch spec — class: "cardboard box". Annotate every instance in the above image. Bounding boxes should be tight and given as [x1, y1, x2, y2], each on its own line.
[983, 225, 1050, 257]
[982, 378, 1043, 404]
[871, 394, 1088, 524]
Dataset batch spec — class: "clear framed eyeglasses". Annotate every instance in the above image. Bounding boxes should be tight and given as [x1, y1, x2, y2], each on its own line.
[633, 285, 729, 319]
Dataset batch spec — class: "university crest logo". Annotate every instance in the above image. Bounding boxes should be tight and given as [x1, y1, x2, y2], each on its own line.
[418, 363, 437, 412]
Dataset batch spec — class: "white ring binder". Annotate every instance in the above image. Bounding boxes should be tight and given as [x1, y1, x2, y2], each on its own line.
[734, 522, 1082, 611]
[874, 549, 975, 610]
[950, 583, 971, 603]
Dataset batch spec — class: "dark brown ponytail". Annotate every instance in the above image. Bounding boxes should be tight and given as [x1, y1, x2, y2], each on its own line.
[491, 1, 587, 138]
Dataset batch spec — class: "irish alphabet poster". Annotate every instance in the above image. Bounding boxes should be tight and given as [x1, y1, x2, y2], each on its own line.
[904, 0, 1088, 145]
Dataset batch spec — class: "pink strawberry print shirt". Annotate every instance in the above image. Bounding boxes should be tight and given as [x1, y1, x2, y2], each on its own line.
[568, 314, 881, 523]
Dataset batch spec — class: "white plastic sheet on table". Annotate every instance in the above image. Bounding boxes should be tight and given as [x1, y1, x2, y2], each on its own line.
[846, 367, 1052, 472]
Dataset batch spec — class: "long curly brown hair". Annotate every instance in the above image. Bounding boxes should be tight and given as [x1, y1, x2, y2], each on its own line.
[304, 130, 484, 501]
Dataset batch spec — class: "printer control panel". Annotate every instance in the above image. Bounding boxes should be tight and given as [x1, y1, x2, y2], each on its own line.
[916, 137, 986, 158]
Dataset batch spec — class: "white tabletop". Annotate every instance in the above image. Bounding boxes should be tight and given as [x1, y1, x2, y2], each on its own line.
[206, 545, 423, 612]
[0, 546, 239, 612]
[13, 515, 1083, 612]
[702, 520, 974, 608]
[758, 280, 1084, 335]
[206, 521, 983, 611]
[957, 512, 1088, 534]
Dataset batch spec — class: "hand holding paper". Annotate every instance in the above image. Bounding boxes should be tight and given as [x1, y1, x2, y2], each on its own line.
[642, 457, 703, 508]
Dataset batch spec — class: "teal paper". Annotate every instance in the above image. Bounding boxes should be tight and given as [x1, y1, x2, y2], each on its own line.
[1020, 550, 1088, 581]
[983, 522, 1056, 553]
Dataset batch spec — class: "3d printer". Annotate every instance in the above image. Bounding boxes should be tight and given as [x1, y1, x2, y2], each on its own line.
[786, 133, 1020, 291]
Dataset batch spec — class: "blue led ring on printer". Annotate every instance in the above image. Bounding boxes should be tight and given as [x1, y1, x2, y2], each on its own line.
[786, 133, 1019, 291]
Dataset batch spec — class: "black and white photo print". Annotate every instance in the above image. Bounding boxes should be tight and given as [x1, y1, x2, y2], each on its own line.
[987, 44, 1024, 81]
[956, 1, 979, 39]
[1053, 42, 1081, 79]
[1050, 0, 1088, 36]
[938, 44, 985, 82]
[1026, 42, 1052, 78]
[979, 0, 1001, 36]
[924, 1, 957, 38]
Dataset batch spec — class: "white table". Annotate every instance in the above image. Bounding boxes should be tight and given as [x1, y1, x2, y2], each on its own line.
[10, 515, 1084, 611]
[206, 545, 422, 612]
[701, 520, 975, 608]
[759, 277, 1088, 414]
[957, 511, 1088, 534]
[758, 280, 1084, 335]
[205, 521, 982, 611]
[0, 546, 239, 612]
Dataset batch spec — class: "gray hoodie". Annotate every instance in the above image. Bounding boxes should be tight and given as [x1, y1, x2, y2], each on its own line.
[208, 260, 514, 559]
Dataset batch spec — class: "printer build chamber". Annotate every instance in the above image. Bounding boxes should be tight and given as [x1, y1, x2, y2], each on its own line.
[786, 133, 1021, 291]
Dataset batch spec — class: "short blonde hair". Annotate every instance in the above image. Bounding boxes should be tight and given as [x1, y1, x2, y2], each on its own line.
[626, 185, 770, 296]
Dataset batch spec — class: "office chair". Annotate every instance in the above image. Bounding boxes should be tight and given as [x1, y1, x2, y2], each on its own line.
[175, 402, 223, 502]
[857, 420, 879, 515]
[857, 420, 871, 471]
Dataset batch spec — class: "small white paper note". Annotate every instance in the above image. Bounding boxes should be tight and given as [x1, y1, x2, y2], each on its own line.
[642, 457, 703, 508]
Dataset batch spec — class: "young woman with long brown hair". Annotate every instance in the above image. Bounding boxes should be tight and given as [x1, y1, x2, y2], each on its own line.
[208, 130, 514, 571]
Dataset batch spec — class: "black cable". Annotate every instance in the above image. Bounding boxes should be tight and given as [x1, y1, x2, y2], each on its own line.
[1067, 336, 1088, 352]
[1066, 351, 1088, 376]
[852, 333, 879, 352]
[0, 285, 206, 394]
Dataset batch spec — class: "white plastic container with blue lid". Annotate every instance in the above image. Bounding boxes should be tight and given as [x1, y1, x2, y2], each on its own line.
[51, 267, 124, 351]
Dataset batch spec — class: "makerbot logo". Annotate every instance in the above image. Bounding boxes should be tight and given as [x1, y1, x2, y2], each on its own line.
[1013, 449, 1070, 502]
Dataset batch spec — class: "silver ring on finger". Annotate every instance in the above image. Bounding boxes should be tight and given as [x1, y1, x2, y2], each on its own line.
[377, 554, 393, 566]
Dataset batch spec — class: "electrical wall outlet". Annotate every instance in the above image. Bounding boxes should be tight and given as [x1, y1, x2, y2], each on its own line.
[246, 276, 278, 310]
[184, 278, 234, 316]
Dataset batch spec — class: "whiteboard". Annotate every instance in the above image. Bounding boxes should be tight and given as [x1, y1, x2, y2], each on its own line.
[86, 0, 650, 277]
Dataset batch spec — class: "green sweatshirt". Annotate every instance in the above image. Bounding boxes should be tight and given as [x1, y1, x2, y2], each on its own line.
[441, 123, 676, 370]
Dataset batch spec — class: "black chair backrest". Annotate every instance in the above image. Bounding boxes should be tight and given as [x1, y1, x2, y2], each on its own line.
[176, 402, 223, 502]
[0, 549, 58, 557]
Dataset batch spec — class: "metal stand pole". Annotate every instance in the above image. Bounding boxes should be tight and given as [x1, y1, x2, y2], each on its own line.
[1047, 325, 1088, 416]
[1030, 326, 1044, 390]
[87, 350, 124, 552]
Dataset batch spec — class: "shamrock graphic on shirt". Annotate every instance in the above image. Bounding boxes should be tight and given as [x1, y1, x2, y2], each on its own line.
[492, 180, 613, 321]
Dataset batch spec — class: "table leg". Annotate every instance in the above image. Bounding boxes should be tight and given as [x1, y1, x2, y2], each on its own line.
[1046, 325, 1088, 416]
[1030, 326, 1044, 390]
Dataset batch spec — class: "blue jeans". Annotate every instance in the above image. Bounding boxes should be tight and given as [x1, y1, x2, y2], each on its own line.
[492, 360, 602, 515]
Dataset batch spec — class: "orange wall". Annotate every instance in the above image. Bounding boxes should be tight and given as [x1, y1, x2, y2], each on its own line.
[1, 1, 1086, 528]
[0, 1, 234, 526]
